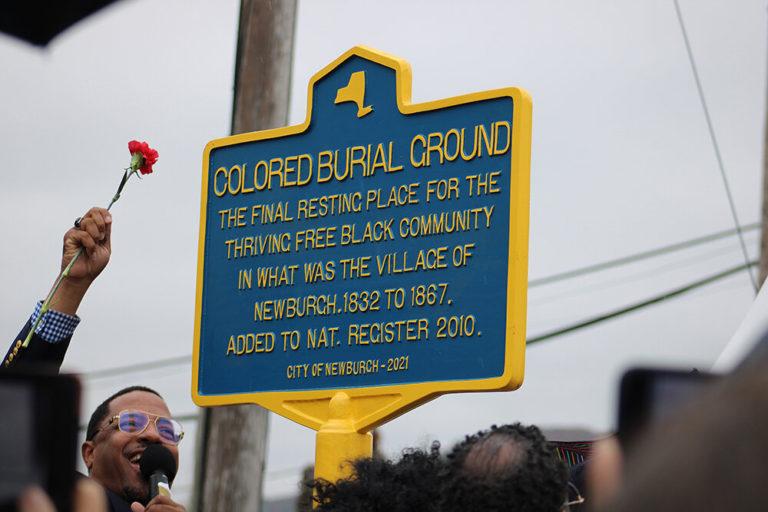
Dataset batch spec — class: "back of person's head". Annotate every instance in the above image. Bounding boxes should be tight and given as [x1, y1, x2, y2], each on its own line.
[312, 443, 444, 512]
[443, 423, 569, 512]
[603, 359, 768, 512]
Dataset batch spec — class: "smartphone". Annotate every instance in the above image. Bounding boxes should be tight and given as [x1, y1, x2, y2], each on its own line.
[0, 372, 80, 512]
[617, 367, 717, 449]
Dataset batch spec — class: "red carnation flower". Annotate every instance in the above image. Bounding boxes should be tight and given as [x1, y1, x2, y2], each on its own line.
[22, 139, 159, 350]
[128, 140, 159, 175]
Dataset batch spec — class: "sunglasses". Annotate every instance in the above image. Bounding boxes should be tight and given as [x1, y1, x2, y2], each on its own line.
[100, 410, 185, 445]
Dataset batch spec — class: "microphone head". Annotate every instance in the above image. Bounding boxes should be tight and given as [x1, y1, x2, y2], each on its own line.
[139, 444, 178, 483]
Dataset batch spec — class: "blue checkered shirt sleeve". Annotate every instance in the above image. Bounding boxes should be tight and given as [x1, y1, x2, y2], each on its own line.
[29, 301, 81, 344]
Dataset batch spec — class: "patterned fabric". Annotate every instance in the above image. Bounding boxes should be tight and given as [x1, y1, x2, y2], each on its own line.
[552, 441, 594, 467]
[30, 301, 80, 344]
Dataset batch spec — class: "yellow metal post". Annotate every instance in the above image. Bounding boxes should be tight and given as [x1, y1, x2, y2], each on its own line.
[314, 392, 373, 483]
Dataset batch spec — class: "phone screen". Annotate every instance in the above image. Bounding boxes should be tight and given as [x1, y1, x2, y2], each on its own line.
[0, 373, 78, 512]
[0, 382, 43, 506]
[647, 373, 712, 424]
[618, 368, 717, 449]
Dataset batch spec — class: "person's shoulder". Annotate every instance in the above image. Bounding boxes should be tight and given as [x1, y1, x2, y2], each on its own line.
[104, 488, 134, 512]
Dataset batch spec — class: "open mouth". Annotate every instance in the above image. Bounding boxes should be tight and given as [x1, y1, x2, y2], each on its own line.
[127, 451, 143, 471]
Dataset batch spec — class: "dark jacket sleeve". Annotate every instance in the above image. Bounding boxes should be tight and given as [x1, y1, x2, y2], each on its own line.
[2, 320, 71, 374]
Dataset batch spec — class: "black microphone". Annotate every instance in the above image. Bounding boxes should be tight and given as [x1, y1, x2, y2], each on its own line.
[139, 444, 178, 501]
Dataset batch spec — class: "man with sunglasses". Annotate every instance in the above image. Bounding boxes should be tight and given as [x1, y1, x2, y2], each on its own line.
[2, 212, 186, 511]
[83, 386, 186, 512]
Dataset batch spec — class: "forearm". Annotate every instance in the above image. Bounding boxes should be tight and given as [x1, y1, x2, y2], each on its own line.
[48, 277, 92, 316]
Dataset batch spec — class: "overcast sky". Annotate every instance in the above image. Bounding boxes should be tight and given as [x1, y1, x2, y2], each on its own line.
[1, 0, 766, 504]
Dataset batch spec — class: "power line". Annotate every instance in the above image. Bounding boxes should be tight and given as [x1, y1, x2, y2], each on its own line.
[529, 223, 759, 287]
[527, 260, 757, 345]
[529, 241, 750, 308]
[672, 0, 758, 293]
[84, 260, 755, 379]
[84, 355, 191, 380]
[81, 226, 760, 380]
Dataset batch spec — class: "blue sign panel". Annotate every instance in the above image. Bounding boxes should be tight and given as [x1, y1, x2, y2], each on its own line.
[194, 47, 531, 401]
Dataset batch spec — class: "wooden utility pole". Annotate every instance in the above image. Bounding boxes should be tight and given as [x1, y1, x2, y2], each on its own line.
[761, 175, 768, 286]
[760, 77, 768, 287]
[193, 1, 297, 511]
[760, 13, 768, 287]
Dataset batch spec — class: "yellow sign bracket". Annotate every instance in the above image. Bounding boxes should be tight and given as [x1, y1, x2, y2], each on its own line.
[313, 393, 374, 483]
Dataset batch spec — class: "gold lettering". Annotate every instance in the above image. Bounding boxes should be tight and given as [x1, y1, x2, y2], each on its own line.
[410, 134, 426, 167]
[426, 132, 444, 166]
[213, 167, 227, 197]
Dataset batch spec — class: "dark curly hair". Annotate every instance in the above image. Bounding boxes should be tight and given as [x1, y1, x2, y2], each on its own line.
[312, 442, 446, 512]
[442, 423, 568, 512]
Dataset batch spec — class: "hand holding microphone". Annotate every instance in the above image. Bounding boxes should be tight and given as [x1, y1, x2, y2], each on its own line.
[131, 445, 185, 512]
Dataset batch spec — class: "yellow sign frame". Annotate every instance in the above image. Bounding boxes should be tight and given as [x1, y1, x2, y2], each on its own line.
[192, 46, 531, 437]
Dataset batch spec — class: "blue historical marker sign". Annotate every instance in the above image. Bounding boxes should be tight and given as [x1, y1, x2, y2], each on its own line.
[193, 47, 531, 418]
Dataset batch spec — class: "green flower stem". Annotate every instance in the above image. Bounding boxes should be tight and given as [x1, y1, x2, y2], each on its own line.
[21, 168, 137, 348]
[22, 249, 81, 348]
